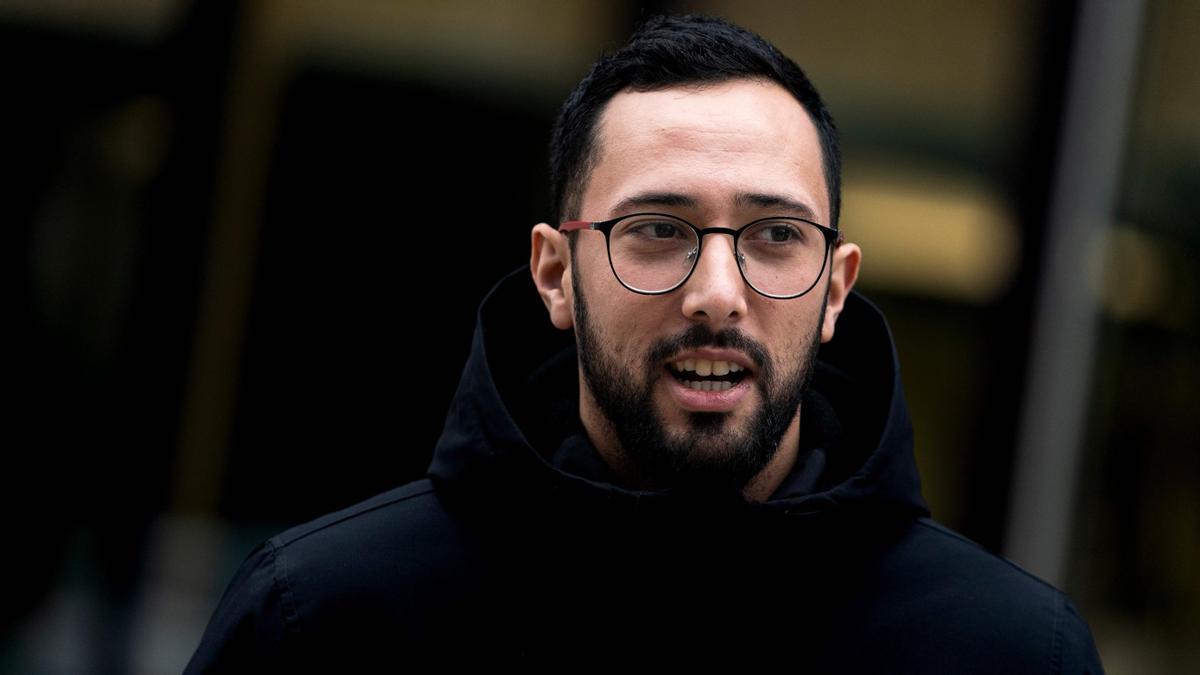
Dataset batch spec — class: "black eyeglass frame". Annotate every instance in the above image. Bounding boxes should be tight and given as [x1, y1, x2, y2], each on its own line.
[559, 212, 844, 299]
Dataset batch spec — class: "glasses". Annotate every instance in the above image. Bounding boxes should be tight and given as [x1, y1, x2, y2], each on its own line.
[559, 212, 843, 299]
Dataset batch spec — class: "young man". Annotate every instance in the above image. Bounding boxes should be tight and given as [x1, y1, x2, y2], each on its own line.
[186, 15, 1103, 671]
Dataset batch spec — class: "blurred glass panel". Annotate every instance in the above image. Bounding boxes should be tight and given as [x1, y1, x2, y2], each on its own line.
[1074, 0, 1200, 670]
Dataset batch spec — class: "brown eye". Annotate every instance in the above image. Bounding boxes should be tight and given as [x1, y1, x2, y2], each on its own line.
[745, 220, 805, 244]
[622, 217, 687, 240]
[767, 225, 796, 242]
[651, 222, 679, 238]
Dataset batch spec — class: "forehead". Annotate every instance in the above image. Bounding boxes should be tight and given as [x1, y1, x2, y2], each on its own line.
[580, 78, 829, 223]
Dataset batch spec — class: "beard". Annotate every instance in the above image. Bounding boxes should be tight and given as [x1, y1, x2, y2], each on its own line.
[572, 262, 825, 503]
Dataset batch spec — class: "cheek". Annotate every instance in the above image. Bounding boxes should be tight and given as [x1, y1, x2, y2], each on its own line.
[580, 252, 658, 361]
[768, 304, 821, 361]
[598, 304, 664, 374]
[601, 304, 650, 363]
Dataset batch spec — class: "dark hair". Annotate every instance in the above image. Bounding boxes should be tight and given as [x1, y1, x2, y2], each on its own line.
[549, 14, 842, 248]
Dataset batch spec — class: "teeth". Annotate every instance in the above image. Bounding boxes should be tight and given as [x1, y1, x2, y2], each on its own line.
[686, 380, 733, 392]
[670, 358, 746, 374]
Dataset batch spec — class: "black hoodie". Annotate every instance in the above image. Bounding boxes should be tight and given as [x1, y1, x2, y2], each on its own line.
[185, 266, 1103, 672]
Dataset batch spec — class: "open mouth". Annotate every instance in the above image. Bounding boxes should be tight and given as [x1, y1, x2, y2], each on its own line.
[665, 361, 750, 392]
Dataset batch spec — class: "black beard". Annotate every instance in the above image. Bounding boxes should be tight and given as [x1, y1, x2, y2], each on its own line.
[572, 262, 825, 502]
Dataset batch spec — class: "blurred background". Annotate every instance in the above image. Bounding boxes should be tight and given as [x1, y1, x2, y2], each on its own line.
[3, 0, 1197, 672]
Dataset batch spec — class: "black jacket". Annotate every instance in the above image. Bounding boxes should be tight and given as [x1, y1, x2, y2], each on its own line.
[185, 266, 1104, 672]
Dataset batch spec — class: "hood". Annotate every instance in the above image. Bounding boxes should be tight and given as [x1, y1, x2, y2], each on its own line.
[428, 265, 928, 520]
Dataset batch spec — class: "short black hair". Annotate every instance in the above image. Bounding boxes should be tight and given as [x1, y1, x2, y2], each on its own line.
[549, 14, 841, 245]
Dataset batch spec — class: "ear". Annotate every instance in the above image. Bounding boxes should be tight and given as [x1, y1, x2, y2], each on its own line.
[821, 242, 861, 343]
[530, 222, 575, 330]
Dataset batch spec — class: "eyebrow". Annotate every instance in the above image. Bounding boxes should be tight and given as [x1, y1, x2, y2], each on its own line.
[611, 192, 696, 213]
[611, 191, 819, 222]
[734, 192, 819, 221]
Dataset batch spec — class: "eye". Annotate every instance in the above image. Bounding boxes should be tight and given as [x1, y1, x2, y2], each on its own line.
[649, 221, 681, 238]
[746, 220, 806, 244]
[767, 225, 797, 242]
[622, 217, 689, 240]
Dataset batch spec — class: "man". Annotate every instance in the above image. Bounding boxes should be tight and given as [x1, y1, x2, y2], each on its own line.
[186, 15, 1103, 672]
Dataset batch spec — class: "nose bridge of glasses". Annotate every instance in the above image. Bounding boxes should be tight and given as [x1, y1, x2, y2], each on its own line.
[693, 227, 743, 268]
[686, 227, 747, 293]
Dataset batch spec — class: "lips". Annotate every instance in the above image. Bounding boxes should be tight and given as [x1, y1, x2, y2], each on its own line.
[661, 350, 756, 412]
[664, 364, 753, 411]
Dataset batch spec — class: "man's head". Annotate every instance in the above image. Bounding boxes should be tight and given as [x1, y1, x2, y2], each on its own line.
[530, 15, 860, 502]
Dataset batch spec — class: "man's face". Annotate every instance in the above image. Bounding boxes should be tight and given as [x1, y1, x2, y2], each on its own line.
[572, 257, 824, 499]
[566, 79, 835, 499]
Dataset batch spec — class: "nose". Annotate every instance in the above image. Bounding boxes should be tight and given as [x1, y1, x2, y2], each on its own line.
[679, 232, 749, 326]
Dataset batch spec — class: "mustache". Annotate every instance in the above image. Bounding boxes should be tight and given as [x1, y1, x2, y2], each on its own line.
[646, 323, 769, 374]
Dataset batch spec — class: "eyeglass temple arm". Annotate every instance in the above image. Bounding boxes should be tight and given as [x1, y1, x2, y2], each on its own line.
[558, 221, 596, 233]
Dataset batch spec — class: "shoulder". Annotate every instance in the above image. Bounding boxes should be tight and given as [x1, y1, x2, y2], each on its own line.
[265, 479, 482, 601]
[185, 479, 481, 671]
[849, 517, 1104, 673]
[271, 478, 444, 552]
[901, 518, 1067, 594]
